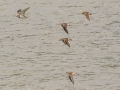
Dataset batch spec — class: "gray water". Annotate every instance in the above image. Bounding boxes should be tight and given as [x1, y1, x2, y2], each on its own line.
[0, 0, 120, 90]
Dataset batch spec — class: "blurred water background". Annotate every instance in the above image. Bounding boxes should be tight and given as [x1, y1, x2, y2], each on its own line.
[0, 0, 120, 90]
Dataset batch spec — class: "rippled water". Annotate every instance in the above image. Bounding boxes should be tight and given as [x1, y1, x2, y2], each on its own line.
[0, 0, 120, 90]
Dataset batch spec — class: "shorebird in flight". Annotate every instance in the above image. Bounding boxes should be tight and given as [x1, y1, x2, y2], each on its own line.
[17, 7, 30, 18]
[59, 38, 72, 47]
[66, 72, 76, 84]
[61, 23, 69, 34]
[81, 12, 91, 21]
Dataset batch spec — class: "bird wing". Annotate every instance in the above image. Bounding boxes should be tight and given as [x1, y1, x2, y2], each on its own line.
[62, 40, 67, 45]
[66, 41, 70, 47]
[62, 39, 70, 47]
[61, 24, 69, 34]
[21, 7, 30, 16]
[69, 75, 74, 84]
[85, 14, 90, 21]
[63, 26, 68, 34]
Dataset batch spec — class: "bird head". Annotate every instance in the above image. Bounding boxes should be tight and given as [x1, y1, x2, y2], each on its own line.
[17, 9, 21, 13]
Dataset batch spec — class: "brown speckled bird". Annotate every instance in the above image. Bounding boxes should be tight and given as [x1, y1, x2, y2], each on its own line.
[17, 7, 30, 18]
[61, 23, 69, 34]
[81, 12, 91, 21]
[60, 38, 72, 47]
[66, 72, 76, 84]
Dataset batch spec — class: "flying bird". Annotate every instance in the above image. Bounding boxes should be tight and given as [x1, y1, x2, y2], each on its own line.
[61, 23, 69, 34]
[59, 38, 72, 47]
[81, 12, 91, 21]
[66, 72, 75, 84]
[17, 7, 30, 18]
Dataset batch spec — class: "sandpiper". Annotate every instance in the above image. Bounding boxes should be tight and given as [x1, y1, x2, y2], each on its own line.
[66, 72, 75, 84]
[60, 38, 72, 47]
[81, 12, 91, 21]
[17, 7, 30, 18]
[61, 23, 69, 34]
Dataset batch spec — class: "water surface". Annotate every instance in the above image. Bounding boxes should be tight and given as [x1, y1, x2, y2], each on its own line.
[0, 0, 120, 90]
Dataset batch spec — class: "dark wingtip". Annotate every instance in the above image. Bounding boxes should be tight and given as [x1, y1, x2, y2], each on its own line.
[17, 9, 21, 12]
